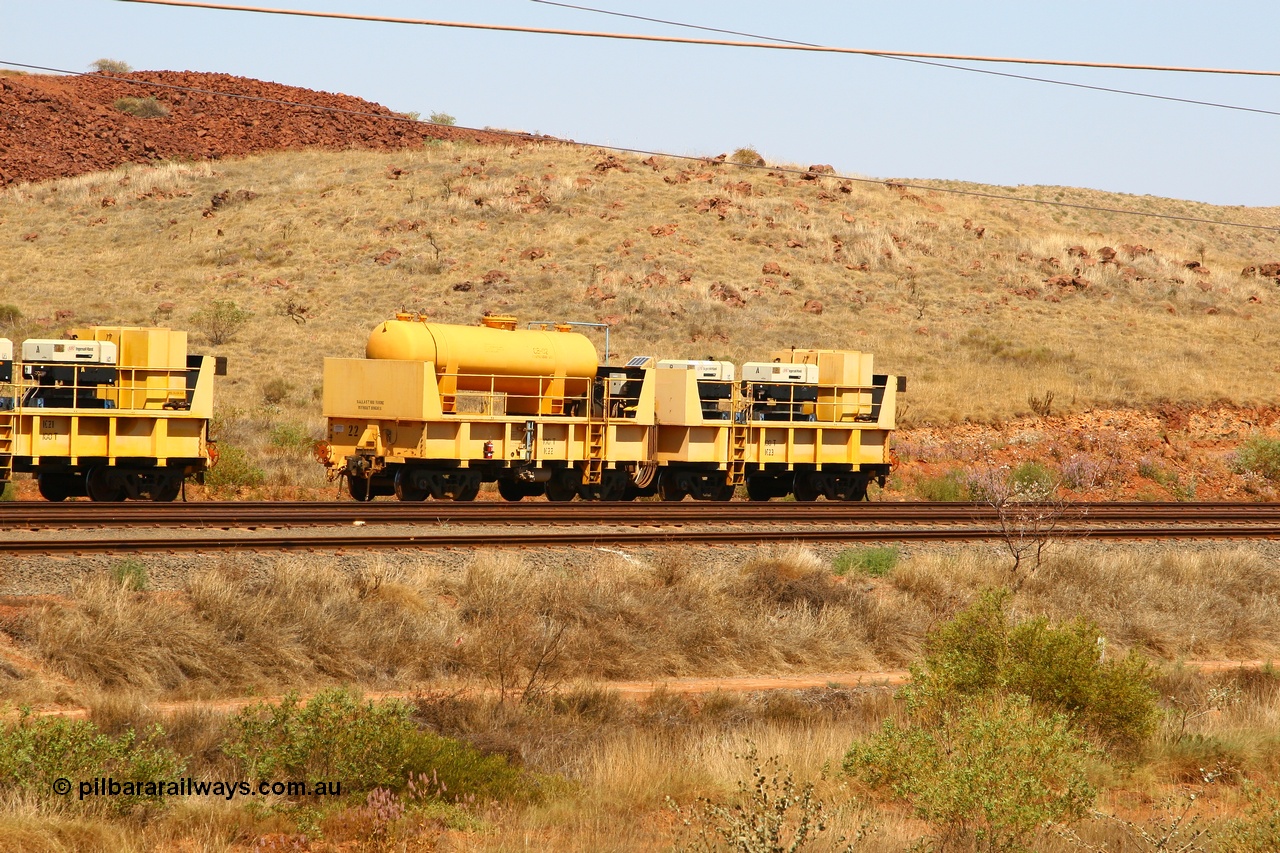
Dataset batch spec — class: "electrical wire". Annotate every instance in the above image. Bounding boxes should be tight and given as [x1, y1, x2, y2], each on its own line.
[529, 0, 1280, 118]
[115, 0, 1280, 77]
[1, 59, 1275, 232]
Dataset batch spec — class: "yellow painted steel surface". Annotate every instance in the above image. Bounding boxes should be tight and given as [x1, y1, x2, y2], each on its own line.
[8, 327, 214, 469]
[366, 315, 593, 391]
[321, 316, 898, 488]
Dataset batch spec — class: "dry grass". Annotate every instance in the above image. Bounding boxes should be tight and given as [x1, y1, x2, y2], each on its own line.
[1, 144, 1278, 452]
[5, 548, 921, 705]
[5, 543, 1280, 849]
[6, 543, 1279, 713]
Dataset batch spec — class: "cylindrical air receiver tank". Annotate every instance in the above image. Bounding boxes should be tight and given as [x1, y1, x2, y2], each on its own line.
[366, 315, 599, 414]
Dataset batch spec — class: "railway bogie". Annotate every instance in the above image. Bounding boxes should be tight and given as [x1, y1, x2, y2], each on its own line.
[322, 314, 902, 502]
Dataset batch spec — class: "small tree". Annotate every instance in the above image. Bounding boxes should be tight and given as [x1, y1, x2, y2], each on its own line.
[968, 462, 1066, 582]
[91, 58, 132, 74]
[190, 300, 251, 345]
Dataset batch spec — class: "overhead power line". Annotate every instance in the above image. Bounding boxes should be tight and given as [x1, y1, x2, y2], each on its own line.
[116, 0, 1280, 78]
[529, 0, 1280, 118]
[1, 58, 1275, 232]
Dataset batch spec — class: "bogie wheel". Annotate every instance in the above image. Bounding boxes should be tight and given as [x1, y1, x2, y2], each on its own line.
[394, 468, 428, 502]
[545, 471, 579, 502]
[746, 477, 777, 502]
[152, 473, 183, 503]
[451, 474, 482, 502]
[497, 478, 527, 502]
[86, 466, 127, 502]
[347, 475, 374, 502]
[37, 473, 73, 502]
[711, 481, 736, 501]
[842, 475, 870, 502]
[583, 470, 627, 501]
[792, 473, 821, 502]
[657, 471, 687, 502]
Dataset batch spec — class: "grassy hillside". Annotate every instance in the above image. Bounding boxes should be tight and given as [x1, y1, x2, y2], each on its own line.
[1, 142, 1278, 448]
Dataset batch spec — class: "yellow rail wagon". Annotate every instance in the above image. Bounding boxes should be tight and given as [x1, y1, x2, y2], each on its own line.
[0, 327, 219, 501]
[320, 314, 902, 502]
[320, 313, 656, 501]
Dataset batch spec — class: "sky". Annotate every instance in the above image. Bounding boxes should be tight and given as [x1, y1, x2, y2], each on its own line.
[6, 1, 1280, 207]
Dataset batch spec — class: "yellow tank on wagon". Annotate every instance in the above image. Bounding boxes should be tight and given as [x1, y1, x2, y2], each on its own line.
[321, 313, 657, 501]
[0, 326, 218, 501]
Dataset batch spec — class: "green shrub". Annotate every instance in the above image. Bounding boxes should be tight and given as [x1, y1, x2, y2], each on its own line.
[111, 557, 149, 591]
[916, 590, 1159, 753]
[729, 146, 765, 167]
[269, 423, 311, 453]
[261, 377, 292, 406]
[914, 470, 969, 501]
[1220, 783, 1280, 852]
[429, 111, 457, 126]
[224, 689, 532, 802]
[1232, 437, 1280, 482]
[0, 303, 20, 329]
[1009, 460, 1055, 497]
[91, 58, 132, 74]
[0, 712, 183, 811]
[190, 300, 251, 346]
[113, 97, 169, 118]
[205, 443, 265, 489]
[833, 545, 900, 577]
[844, 693, 1095, 852]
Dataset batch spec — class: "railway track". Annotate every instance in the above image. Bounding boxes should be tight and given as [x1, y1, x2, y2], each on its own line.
[8, 500, 1280, 528]
[4, 501, 1280, 555]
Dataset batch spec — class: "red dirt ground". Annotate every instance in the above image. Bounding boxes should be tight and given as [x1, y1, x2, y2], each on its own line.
[0, 69, 536, 188]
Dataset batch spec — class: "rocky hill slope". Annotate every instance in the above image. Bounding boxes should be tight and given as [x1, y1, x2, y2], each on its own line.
[0, 69, 523, 187]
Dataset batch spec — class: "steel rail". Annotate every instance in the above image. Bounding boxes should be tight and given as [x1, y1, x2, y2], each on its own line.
[6, 523, 1280, 556]
[8, 501, 1280, 530]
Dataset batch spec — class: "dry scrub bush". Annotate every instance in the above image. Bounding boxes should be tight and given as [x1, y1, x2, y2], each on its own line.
[889, 545, 1280, 661]
[8, 548, 925, 703]
[846, 693, 1095, 853]
[113, 97, 169, 119]
[187, 559, 459, 687]
[14, 546, 1280, 711]
[91, 58, 132, 74]
[1147, 667, 1280, 786]
[12, 574, 236, 694]
[839, 593, 1164, 851]
[11, 559, 460, 698]
[1023, 546, 1280, 659]
[0, 711, 184, 814]
[913, 589, 1159, 753]
[671, 746, 859, 853]
[454, 549, 915, 685]
[223, 688, 532, 802]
